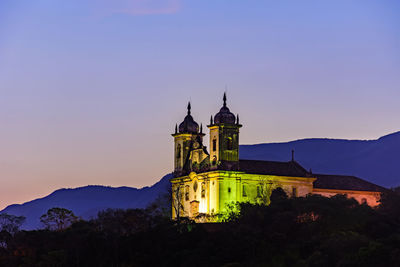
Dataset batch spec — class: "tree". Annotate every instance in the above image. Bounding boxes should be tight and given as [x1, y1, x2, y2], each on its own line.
[40, 208, 78, 231]
[172, 185, 185, 221]
[270, 187, 288, 203]
[257, 177, 274, 205]
[392, 186, 400, 195]
[146, 191, 172, 218]
[0, 213, 26, 235]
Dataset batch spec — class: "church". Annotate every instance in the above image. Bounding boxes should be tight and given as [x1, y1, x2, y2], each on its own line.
[170, 94, 385, 221]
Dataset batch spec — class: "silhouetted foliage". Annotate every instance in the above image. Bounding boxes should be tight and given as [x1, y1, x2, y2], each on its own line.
[146, 190, 172, 218]
[270, 186, 288, 202]
[40, 208, 78, 231]
[0, 214, 25, 235]
[1, 190, 400, 266]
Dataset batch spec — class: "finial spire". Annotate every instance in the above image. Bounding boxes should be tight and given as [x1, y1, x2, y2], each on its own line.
[210, 115, 213, 125]
[200, 123, 203, 133]
[223, 92, 227, 107]
[236, 114, 239, 124]
[187, 102, 191, 115]
[175, 124, 178, 134]
[291, 149, 295, 162]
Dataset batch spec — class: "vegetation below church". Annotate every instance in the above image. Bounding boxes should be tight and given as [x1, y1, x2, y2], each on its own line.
[1, 189, 400, 267]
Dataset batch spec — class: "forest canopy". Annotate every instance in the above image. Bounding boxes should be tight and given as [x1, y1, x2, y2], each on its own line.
[1, 188, 400, 267]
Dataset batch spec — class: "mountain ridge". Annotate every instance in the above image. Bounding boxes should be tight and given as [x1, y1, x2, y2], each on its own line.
[1, 174, 172, 230]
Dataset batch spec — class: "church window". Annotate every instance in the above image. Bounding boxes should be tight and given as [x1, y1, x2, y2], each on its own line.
[212, 138, 217, 151]
[212, 156, 217, 165]
[227, 137, 233, 150]
[257, 186, 261, 197]
[292, 187, 298, 197]
[177, 144, 181, 159]
[201, 183, 206, 198]
[228, 187, 231, 193]
[185, 185, 190, 201]
[242, 184, 247, 197]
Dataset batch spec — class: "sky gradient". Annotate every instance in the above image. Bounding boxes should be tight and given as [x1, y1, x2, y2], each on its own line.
[0, 0, 399, 210]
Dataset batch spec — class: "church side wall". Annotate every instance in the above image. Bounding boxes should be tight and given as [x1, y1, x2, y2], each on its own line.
[212, 172, 316, 215]
[172, 174, 382, 221]
[312, 188, 381, 207]
[217, 176, 239, 214]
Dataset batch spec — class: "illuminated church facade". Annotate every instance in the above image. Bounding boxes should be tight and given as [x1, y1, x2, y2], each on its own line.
[170, 94, 384, 221]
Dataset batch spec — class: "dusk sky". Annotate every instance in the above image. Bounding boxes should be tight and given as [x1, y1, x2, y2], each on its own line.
[0, 0, 399, 210]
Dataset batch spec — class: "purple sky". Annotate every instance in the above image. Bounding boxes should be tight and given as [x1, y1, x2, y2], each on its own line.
[0, 0, 399, 209]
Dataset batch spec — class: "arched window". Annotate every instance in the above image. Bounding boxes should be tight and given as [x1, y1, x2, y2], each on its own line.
[201, 183, 206, 198]
[185, 185, 190, 201]
[292, 187, 298, 197]
[177, 144, 181, 159]
[242, 184, 247, 197]
[212, 156, 217, 166]
[212, 138, 217, 152]
[227, 137, 233, 150]
[179, 186, 184, 203]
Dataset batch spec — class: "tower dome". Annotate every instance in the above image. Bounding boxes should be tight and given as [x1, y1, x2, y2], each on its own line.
[178, 102, 199, 133]
[214, 93, 236, 124]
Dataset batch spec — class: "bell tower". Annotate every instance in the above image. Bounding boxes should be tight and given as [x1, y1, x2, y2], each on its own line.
[208, 93, 242, 170]
[172, 102, 207, 177]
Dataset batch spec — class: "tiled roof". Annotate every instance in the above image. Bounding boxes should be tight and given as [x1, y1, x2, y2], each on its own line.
[313, 174, 386, 192]
[238, 159, 310, 177]
[237, 159, 386, 192]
